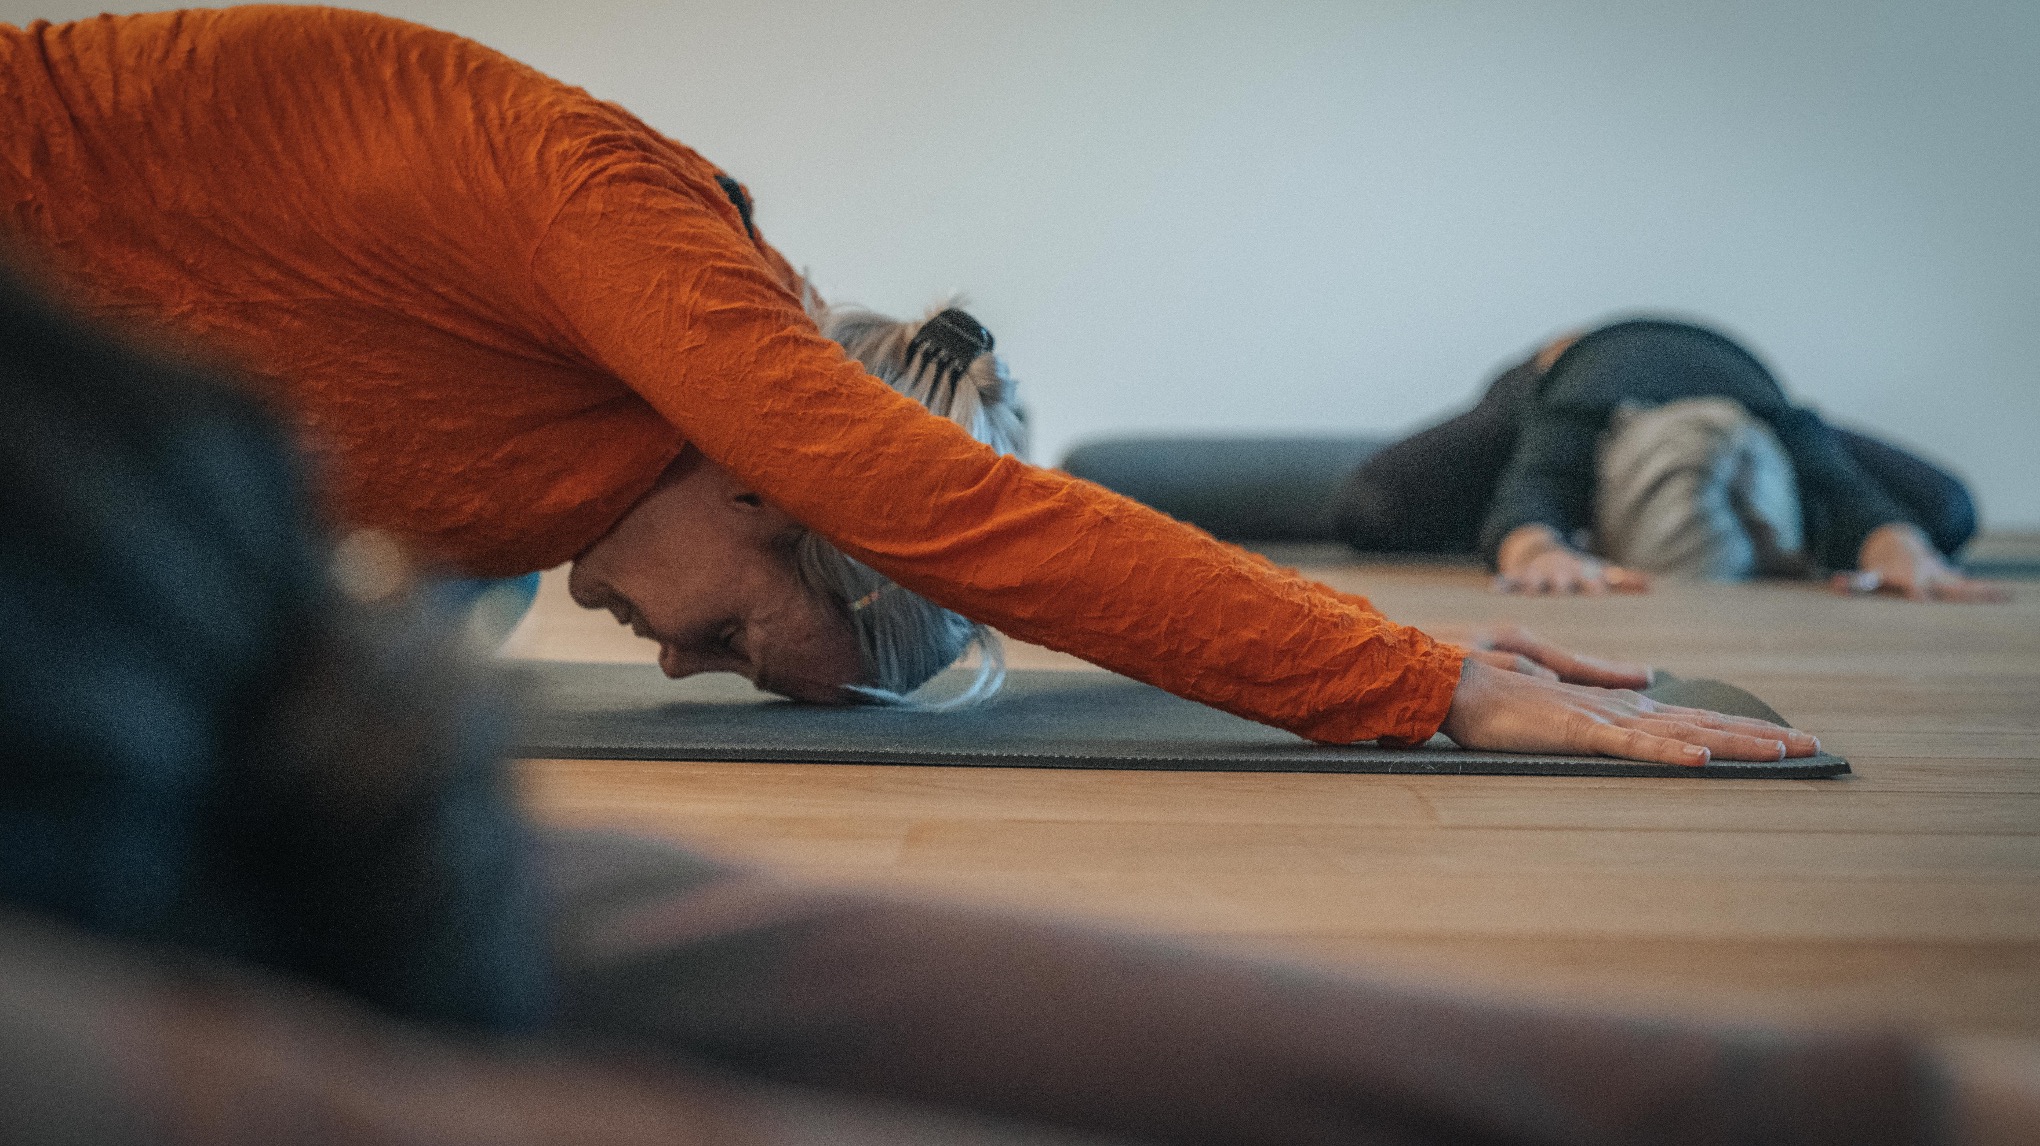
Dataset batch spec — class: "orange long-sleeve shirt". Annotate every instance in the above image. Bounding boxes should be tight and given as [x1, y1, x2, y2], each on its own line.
[0, 6, 1463, 744]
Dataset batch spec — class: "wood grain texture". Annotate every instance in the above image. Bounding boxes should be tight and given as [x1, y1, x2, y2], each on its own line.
[511, 543, 2040, 1035]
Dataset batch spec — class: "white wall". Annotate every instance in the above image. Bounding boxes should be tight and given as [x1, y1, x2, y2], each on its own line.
[10, 0, 2038, 525]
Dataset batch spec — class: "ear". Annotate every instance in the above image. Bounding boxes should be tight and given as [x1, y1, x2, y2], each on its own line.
[692, 455, 798, 539]
[717, 478, 800, 544]
[727, 486, 798, 539]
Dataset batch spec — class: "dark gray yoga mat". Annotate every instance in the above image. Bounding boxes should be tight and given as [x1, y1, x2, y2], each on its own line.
[513, 663, 1849, 779]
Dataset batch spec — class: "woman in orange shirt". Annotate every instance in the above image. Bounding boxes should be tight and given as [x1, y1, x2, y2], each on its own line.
[0, 5, 1815, 766]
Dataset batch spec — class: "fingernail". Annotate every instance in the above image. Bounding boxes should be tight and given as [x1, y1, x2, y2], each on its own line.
[1683, 745, 1709, 765]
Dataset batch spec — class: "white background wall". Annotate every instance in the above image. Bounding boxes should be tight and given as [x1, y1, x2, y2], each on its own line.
[10, 0, 2038, 526]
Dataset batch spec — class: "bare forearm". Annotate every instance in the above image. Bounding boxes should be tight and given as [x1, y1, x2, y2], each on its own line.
[543, 832, 1938, 1146]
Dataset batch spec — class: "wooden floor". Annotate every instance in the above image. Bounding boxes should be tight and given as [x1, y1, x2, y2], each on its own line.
[510, 538, 2040, 1037]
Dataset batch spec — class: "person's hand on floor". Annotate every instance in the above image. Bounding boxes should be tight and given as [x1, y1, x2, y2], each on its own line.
[1439, 657, 1821, 766]
[1491, 524, 1650, 596]
[1839, 522, 2012, 603]
[1436, 623, 1654, 689]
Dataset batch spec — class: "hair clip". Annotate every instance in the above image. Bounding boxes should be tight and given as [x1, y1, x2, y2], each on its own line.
[904, 308, 994, 393]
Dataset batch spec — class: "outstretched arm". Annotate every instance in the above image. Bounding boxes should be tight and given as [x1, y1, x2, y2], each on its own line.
[544, 829, 1940, 1146]
[532, 170, 1459, 746]
[530, 168, 1816, 763]
[1480, 411, 1652, 595]
[1842, 522, 2011, 603]
[1764, 410, 2006, 602]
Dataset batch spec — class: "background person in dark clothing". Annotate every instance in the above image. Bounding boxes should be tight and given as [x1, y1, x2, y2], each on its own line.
[1335, 319, 2005, 601]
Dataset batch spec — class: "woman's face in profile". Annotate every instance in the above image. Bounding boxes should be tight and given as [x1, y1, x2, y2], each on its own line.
[567, 453, 864, 704]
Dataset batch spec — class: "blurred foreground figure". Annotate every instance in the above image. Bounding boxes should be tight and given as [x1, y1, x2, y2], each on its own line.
[2, 271, 2028, 1143]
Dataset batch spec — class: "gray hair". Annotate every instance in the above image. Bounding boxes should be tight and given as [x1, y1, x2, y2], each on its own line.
[797, 296, 1029, 708]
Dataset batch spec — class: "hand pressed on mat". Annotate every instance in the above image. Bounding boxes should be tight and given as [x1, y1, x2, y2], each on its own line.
[1439, 657, 1821, 767]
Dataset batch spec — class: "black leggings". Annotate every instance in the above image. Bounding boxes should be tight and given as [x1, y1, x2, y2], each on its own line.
[1334, 329, 1977, 562]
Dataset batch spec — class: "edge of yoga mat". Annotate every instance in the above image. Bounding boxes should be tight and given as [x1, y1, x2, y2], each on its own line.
[510, 664, 1849, 779]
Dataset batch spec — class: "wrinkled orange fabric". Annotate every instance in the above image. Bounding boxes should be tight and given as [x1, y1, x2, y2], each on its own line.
[0, 6, 1463, 744]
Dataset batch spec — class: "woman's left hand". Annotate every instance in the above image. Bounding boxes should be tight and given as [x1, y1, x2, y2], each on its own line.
[1840, 523, 2012, 603]
[1441, 623, 1654, 689]
[1440, 658, 1818, 766]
